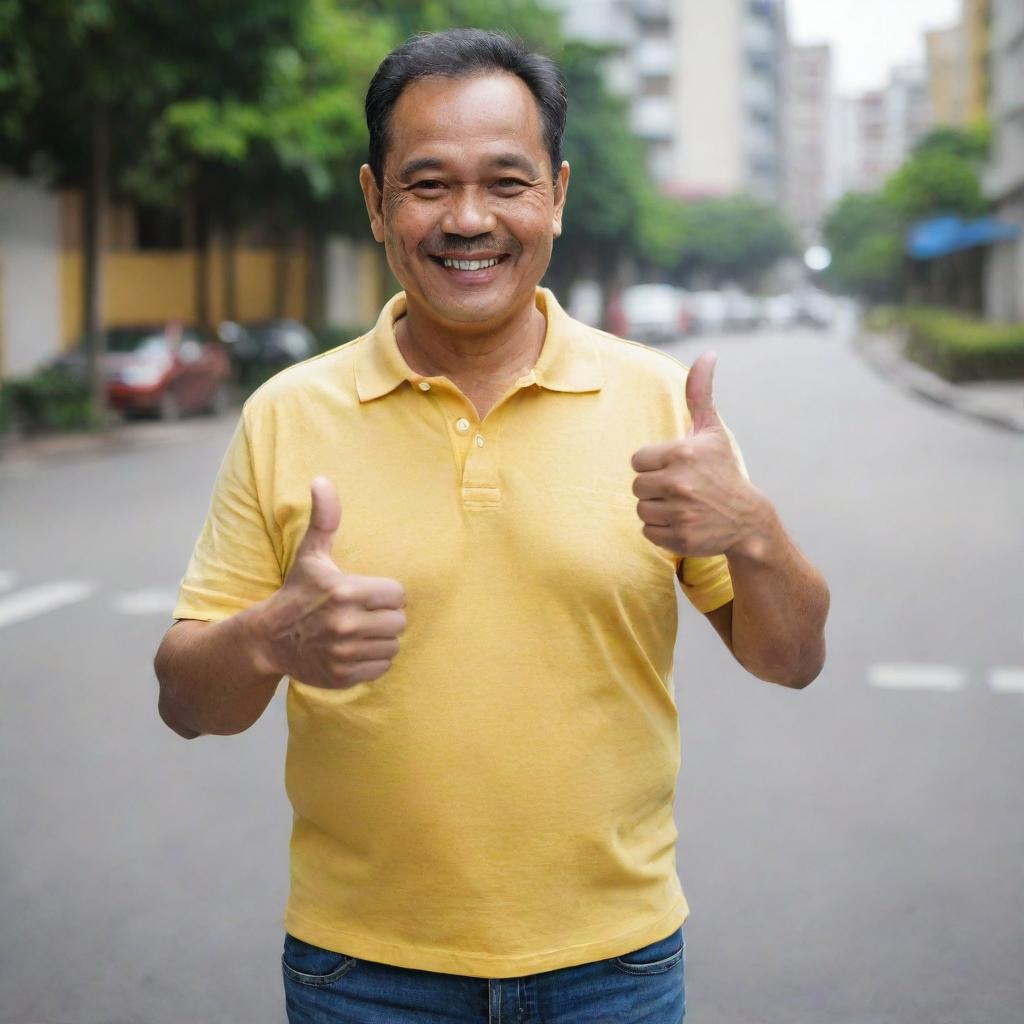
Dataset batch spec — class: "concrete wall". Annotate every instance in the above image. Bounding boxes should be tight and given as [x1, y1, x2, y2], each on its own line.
[324, 238, 388, 333]
[0, 177, 62, 378]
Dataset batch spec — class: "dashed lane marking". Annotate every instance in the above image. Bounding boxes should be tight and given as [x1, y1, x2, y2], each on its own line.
[989, 668, 1024, 694]
[868, 663, 966, 692]
[0, 581, 96, 630]
[110, 588, 179, 615]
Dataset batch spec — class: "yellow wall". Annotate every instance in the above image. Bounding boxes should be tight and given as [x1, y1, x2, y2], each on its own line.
[60, 247, 310, 348]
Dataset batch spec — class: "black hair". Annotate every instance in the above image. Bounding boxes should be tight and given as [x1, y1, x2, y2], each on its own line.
[365, 28, 567, 186]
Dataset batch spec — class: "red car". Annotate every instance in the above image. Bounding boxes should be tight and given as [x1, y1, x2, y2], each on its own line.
[99, 323, 232, 419]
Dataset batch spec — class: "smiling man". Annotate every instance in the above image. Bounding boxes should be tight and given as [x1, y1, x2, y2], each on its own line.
[155, 29, 829, 1024]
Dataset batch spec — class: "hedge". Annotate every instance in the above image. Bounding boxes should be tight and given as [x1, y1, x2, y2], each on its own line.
[868, 306, 1024, 382]
[0, 366, 97, 434]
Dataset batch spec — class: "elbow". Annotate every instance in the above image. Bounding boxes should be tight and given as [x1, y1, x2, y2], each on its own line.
[742, 639, 827, 690]
[154, 645, 202, 740]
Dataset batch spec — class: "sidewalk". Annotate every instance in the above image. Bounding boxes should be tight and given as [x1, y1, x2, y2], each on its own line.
[854, 330, 1024, 434]
[0, 410, 236, 470]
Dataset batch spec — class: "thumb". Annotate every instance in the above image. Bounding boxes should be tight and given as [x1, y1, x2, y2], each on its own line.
[685, 351, 722, 435]
[296, 476, 342, 561]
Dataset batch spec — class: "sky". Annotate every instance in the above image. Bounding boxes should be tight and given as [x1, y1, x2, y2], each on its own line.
[786, 0, 962, 96]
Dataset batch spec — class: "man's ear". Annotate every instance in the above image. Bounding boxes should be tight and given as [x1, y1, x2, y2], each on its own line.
[552, 161, 570, 239]
[359, 164, 386, 243]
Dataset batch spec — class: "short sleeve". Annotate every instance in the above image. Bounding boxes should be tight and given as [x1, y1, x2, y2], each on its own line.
[172, 411, 283, 622]
[676, 422, 748, 614]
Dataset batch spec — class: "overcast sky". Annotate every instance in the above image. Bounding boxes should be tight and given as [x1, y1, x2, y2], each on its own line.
[787, 0, 962, 95]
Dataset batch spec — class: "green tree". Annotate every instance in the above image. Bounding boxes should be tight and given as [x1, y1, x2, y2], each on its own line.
[883, 124, 989, 222]
[822, 191, 904, 301]
[0, 0, 305, 419]
[670, 195, 797, 288]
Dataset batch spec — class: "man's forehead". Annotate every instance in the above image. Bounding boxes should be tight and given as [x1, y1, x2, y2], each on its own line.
[388, 73, 544, 156]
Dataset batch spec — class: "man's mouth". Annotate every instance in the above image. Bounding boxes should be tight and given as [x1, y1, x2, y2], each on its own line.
[429, 254, 506, 271]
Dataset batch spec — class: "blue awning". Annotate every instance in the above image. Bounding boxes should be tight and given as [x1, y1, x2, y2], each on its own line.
[907, 214, 1020, 259]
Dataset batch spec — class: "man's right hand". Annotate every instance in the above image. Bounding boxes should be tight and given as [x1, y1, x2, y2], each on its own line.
[253, 476, 406, 689]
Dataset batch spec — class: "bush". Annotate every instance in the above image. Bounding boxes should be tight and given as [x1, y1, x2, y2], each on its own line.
[877, 306, 1024, 382]
[0, 366, 97, 434]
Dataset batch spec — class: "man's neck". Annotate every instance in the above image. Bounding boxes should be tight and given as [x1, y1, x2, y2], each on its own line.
[395, 296, 547, 418]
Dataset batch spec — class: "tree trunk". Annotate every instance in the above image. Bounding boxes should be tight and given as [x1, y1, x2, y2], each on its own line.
[273, 225, 289, 317]
[305, 225, 326, 328]
[193, 193, 210, 328]
[83, 102, 109, 427]
[222, 216, 238, 322]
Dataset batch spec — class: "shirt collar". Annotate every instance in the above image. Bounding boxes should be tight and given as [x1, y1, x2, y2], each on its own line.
[354, 287, 603, 403]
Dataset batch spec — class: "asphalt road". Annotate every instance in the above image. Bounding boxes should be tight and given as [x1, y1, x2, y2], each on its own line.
[1, 321, 1022, 1024]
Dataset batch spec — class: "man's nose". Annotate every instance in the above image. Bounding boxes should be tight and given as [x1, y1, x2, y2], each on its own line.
[441, 187, 498, 237]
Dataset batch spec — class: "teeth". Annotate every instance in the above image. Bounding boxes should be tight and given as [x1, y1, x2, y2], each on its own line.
[442, 257, 499, 270]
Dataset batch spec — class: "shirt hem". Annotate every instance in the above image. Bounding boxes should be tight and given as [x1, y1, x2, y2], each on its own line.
[282, 898, 689, 979]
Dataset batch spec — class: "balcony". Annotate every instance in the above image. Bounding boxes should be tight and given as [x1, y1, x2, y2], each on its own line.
[631, 96, 675, 140]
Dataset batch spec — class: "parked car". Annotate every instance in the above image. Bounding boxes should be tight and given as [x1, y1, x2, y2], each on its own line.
[221, 318, 318, 381]
[607, 284, 691, 344]
[761, 293, 801, 329]
[688, 291, 729, 333]
[722, 289, 760, 330]
[56, 323, 232, 420]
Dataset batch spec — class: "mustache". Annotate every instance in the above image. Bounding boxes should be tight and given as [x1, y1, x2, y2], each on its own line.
[421, 234, 520, 256]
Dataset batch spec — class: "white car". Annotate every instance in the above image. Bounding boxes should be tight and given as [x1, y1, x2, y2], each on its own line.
[611, 284, 690, 344]
[761, 294, 800, 328]
[688, 291, 728, 333]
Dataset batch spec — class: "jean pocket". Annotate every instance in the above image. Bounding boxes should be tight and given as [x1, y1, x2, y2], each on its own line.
[613, 926, 685, 976]
[282, 933, 357, 988]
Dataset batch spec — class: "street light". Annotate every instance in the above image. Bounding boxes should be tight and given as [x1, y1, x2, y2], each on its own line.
[804, 246, 832, 272]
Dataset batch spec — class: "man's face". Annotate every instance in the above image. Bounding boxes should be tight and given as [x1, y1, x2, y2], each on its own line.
[360, 72, 570, 330]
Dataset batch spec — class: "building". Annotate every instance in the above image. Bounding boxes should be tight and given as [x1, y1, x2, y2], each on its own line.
[551, 0, 787, 202]
[0, 178, 384, 380]
[983, 0, 1024, 322]
[782, 42, 834, 243]
[834, 65, 932, 195]
[925, 0, 991, 128]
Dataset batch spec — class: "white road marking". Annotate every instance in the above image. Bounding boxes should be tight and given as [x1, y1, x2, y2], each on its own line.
[989, 668, 1024, 694]
[111, 588, 178, 616]
[0, 581, 96, 630]
[0, 571, 17, 592]
[868, 663, 966, 692]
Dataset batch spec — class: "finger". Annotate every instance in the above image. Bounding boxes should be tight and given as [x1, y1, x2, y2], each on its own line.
[641, 522, 680, 551]
[346, 575, 406, 611]
[632, 471, 674, 500]
[325, 659, 393, 689]
[350, 608, 407, 639]
[631, 441, 677, 473]
[296, 476, 342, 561]
[685, 352, 721, 435]
[636, 499, 670, 526]
[331, 638, 400, 662]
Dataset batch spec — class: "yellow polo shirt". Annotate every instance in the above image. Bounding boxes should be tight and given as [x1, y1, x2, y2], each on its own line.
[173, 287, 737, 978]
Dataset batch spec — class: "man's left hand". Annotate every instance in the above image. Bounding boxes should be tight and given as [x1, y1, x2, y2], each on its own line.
[631, 352, 768, 559]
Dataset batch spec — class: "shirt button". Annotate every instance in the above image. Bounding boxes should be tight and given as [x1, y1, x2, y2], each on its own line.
[475, 434, 485, 448]
[456, 418, 470, 433]
[418, 381, 431, 392]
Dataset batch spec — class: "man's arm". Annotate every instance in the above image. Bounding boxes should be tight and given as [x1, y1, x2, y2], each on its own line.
[703, 496, 829, 687]
[155, 613, 282, 739]
[156, 477, 407, 739]
[634, 352, 829, 689]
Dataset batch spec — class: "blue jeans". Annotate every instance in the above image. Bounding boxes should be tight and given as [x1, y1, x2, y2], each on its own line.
[282, 926, 685, 1023]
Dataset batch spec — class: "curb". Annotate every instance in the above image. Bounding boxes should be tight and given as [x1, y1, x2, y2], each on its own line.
[853, 330, 1024, 435]
[0, 410, 237, 469]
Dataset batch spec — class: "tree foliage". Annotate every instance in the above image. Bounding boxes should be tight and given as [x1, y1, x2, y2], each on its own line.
[822, 192, 904, 301]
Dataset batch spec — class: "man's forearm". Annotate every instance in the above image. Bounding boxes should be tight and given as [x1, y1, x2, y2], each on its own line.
[725, 497, 830, 688]
[154, 606, 282, 738]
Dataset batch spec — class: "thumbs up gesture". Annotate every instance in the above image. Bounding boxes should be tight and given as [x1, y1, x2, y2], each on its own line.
[255, 476, 407, 689]
[631, 352, 764, 558]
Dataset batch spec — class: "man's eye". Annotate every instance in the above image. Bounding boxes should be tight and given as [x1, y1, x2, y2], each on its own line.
[495, 178, 527, 190]
[412, 179, 445, 191]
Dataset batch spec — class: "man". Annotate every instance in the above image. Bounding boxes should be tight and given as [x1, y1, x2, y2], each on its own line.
[155, 28, 829, 1024]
